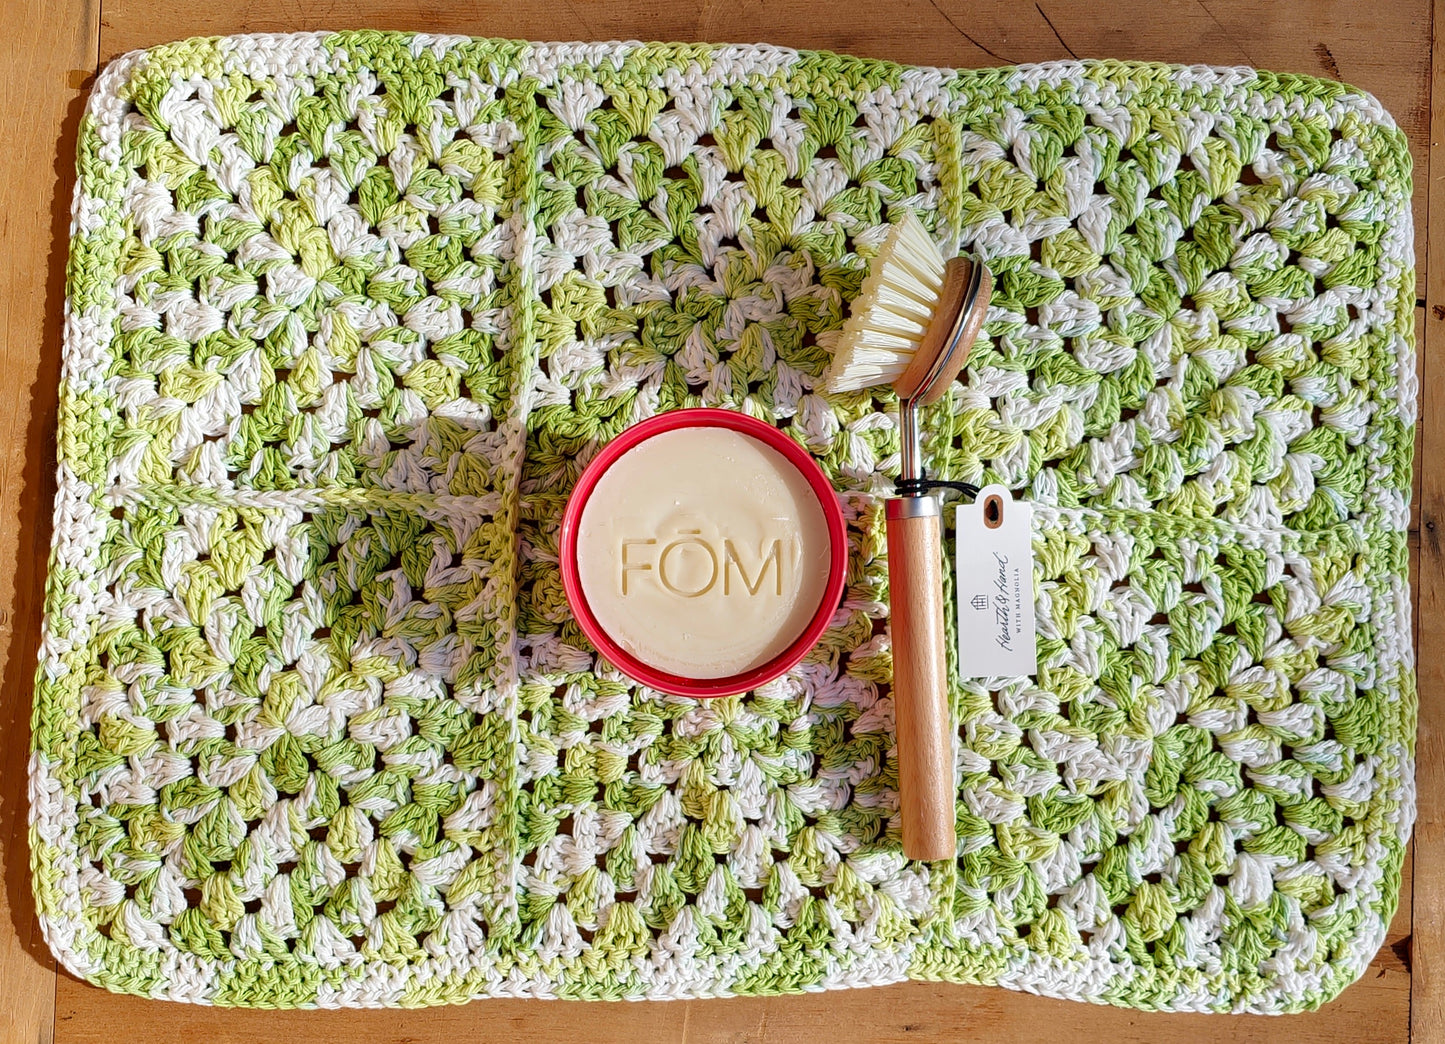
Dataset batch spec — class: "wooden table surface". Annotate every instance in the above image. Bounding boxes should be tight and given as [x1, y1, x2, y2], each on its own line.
[0, 1, 1438, 1041]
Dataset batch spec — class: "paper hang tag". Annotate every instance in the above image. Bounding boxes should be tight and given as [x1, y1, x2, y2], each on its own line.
[955, 485, 1037, 679]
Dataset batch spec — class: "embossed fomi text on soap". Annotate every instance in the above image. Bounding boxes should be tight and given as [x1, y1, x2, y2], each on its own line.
[620, 529, 791, 598]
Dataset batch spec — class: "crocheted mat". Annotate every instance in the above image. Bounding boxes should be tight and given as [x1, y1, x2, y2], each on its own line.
[33, 33, 1416, 1013]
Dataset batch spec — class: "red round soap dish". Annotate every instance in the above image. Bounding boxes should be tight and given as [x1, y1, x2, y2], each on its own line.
[559, 408, 848, 698]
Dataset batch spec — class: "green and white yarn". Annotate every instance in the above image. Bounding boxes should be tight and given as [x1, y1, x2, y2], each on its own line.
[32, 32, 1416, 1012]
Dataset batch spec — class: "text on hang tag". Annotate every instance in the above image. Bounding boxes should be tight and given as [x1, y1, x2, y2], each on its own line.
[955, 484, 1037, 679]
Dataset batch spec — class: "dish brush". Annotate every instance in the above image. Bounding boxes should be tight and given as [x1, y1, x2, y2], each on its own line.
[825, 211, 992, 860]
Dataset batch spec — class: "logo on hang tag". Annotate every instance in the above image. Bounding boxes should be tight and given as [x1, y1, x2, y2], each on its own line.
[956, 484, 1037, 679]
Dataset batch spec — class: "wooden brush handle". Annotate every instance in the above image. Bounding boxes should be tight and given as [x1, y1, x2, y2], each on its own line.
[885, 497, 957, 861]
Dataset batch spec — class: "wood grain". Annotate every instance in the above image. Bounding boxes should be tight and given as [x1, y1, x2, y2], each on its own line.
[1411, 2, 1444, 1039]
[0, 1, 100, 1042]
[0, 1, 1422, 1041]
[886, 503, 956, 861]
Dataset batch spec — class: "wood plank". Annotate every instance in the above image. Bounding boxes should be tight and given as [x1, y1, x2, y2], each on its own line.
[1417, 308, 1426, 535]
[26, 2, 1425, 1042]
[1412, 0, 1445, 1037]
[1397, 851, 1414, 945]
[0, 0, 100, 1042]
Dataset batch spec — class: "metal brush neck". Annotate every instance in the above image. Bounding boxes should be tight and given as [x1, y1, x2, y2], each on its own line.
[899, 398, 923, 490]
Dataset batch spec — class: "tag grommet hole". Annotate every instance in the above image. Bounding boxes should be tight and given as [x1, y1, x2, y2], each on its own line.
[983, 494, 1003, 529]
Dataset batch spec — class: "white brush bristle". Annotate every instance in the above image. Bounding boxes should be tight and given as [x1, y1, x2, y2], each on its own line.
[825, 211, 948, 394]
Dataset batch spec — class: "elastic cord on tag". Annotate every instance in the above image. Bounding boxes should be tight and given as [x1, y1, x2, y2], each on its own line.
[895, 473, 979, 500]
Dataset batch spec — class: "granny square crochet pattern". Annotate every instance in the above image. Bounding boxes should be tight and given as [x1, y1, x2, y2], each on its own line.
[33, 33, 1416, 1012]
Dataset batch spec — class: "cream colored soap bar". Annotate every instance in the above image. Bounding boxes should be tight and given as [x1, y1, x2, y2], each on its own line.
[576, 427, 833, 679]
